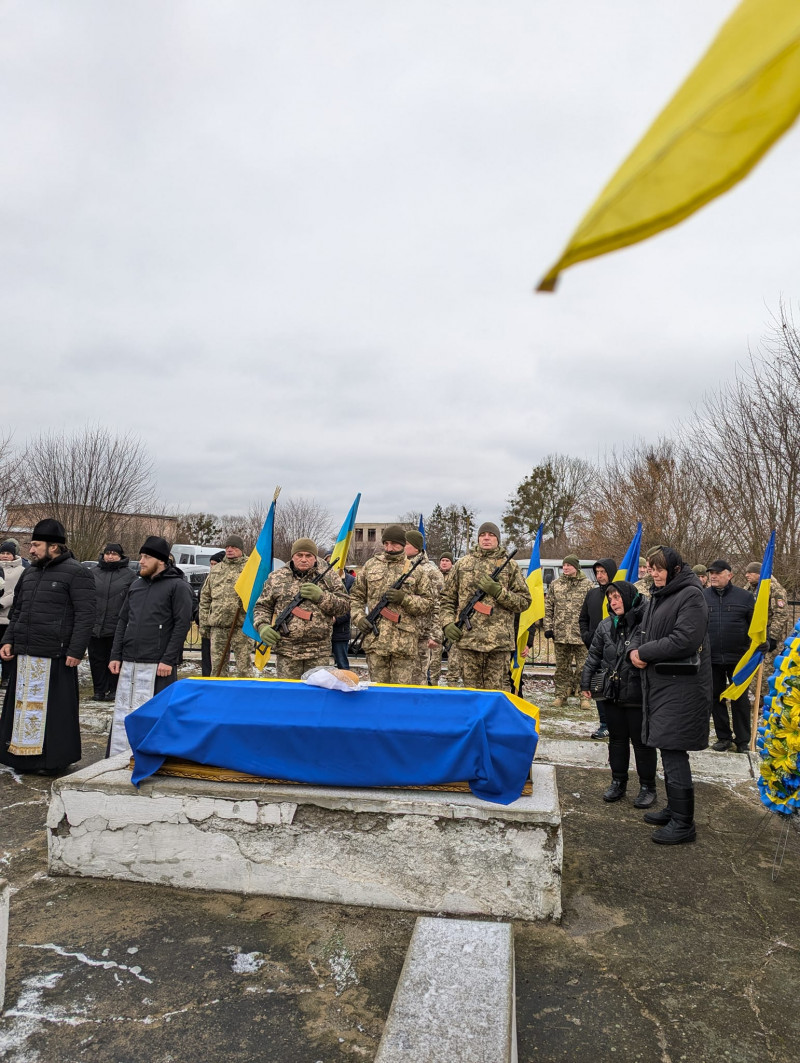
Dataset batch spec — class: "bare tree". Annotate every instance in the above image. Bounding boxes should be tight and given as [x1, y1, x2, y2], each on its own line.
[18, 426, 157, 560]
[273, 497, 336, 561]
[0, 431, 24, 531]
[503, 454, 594, 552]
[175, 512, 223, 545]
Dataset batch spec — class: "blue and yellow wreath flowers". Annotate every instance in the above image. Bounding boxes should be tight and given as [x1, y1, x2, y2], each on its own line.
[757, 621, 800, 815]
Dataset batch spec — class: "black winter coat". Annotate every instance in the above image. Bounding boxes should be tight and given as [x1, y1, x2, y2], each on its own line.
[703, 583, 754, 666]
[332, 572, 354, 643]
[92, 557, 137, 638]
[581, 590, 644, 707]
[579, 558, 619, 647]
[111, 564, 193, 666]
[637, 566, 711, 751]
[1, 550, 96, 659]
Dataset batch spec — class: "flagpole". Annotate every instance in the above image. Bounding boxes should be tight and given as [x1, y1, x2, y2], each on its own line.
[750, 662, 764, 753]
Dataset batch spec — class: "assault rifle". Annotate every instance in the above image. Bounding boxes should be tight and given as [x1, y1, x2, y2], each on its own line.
[442, 547, 518, 653]
[349, 553, 427, 653]
[255, 560, 336, 653]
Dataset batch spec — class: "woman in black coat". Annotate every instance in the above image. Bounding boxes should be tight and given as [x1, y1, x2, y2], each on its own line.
[630, 547, 711, 846]
[581, 581, 657, 808]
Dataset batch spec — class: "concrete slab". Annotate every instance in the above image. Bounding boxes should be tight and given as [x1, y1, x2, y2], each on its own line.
[0, 879, 8, 1010]
[537, 738, 757, 783]
[48, 757, 562, 921]
[375, 917, 516, 1063]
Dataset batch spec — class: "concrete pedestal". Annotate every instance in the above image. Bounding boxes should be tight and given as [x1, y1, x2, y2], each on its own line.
[0, 878, 8, 1010]
[48, 755, 561, 921]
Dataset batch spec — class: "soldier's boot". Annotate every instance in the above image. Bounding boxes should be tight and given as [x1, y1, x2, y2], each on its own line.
[552, 696, 566, 708]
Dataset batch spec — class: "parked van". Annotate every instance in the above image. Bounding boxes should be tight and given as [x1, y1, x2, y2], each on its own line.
[517, 558, 597, 590]
[172, 544, 224, 569]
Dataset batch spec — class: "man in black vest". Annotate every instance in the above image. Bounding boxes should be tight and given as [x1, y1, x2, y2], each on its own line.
[0, 519, 96, 774]
[704, 558, 754, 752]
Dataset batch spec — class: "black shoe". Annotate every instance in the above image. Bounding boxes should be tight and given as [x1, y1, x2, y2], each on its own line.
[651, 785, 696, 845]
[711, 738, 732, 752]
[603, 778, 627, 802]
[633, 785, 657, 809]
[101, 692, 116, 702]
[591, 726, 609, 740]
[644, 805, 671, 825]
[735, 743, 750, 753]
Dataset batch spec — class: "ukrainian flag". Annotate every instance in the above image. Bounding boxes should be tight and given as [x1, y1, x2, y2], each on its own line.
[722, 530, 776, 699]
[235, 493, 278, 669]
[418, 513, 426, 550]
[603, 521, 643, 617]
[510, 523, 545, 694]
[330, 493, 361, 572]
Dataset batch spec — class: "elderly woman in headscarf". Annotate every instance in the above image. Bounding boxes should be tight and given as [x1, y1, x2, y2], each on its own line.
[629, 547, 711, 845]
[581, 580, 657, 808]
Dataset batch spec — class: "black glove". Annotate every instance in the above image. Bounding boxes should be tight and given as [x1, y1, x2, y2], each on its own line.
[477, 575, 502, 599]
[544, 629, 554, 641]
[385, 588, 405, 604]
[443, 623, 463, 643]
[355, 616, 372, 635]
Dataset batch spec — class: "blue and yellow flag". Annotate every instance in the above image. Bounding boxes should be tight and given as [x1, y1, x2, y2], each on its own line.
[330, 493, 361, 573]
[603, 521, 643, 617]
[418, 513, 426, 550]
[722, 530, 776, 699]
[510, 524, 546, 694]
[235, 492, 278, 669]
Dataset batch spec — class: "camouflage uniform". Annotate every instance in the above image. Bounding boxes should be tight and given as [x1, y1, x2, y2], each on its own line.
[199, 554, 253, 677]
[544, 570, 590, 699]
[429, 566, 458, 686]
[440, 545, 531, 691]
[253, 561, 349, 680]
[634, 575, 653, 599]
[350, 551, 434, 685]
[411, 555, 444, 685]
[747, 577, 792, 698]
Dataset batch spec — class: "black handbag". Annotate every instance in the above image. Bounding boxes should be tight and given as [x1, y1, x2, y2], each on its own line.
[652, 652, 701, 676]
[589, 666, 621, 701]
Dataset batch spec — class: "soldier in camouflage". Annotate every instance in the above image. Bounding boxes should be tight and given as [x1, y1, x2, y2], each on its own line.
[544, 554, 589, 705]
[634, 555, 654, 598]
[350, 525, 434, 685]
[199, 535, 253, 677]
[405, 529, 444, 685]
[691, 563, 709, 588]
[253, 537, 350, 680]
[428, 552, 459, 686]
[441, 522, 531, 691]
[744, 561, 792, 699]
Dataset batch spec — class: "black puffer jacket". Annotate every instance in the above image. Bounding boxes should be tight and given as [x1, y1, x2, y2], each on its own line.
[111, 564, 193, 666]
[703, 582, 754, 666]
[92, 556, 138, 638]
[1, 549, 96, 659]
[579, 557, 618, 647]
[332, 571, 355, 643]
[580, 580, 644, 706]
[637, 553, 711, 751]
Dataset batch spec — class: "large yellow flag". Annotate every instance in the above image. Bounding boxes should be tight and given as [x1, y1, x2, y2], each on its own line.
[538, 0, 800, 292]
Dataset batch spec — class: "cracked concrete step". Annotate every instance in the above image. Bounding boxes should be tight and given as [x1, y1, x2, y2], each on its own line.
[0, 877, 8, 1009]
[535, 738, 758, 783]
[375, 916, 516, 1063]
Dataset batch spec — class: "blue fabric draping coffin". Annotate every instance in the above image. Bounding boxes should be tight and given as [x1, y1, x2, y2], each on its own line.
[126, 678, 539, 805]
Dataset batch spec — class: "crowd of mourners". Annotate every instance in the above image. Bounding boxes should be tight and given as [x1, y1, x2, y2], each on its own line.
[0, 518, 790, 850]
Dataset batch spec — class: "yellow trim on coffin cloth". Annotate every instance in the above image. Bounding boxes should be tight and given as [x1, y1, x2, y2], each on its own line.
[189, 675, 540, 731]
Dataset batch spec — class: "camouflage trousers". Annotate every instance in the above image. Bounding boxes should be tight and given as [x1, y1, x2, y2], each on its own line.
[459, 648, 512, 692]
[276, 651, 331, 680]
[412, 637, 435, 685]
[210, 627, 253, 678]
[445, 644, 463, 687]
[366, 653, 415, 685]
[554, 641, 588, 699]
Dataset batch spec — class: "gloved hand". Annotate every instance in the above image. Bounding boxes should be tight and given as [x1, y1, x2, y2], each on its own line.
[478, 575, 502, 599]
[355, 616, 373, 635]
[299, 582, 323, 603]
[385, 588, 405, 604]
[258, 624, 281, 648]
[544, 629, 554, 641]
[443, 623, 463, 643]
[199, 627, 210, 640]
[757, 640, 776, 654]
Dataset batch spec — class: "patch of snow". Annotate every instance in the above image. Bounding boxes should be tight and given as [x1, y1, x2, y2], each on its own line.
[0, 971, 90, 1060]
[20, 943, 153, 983]
[231, 951, 265, 974]
[327, 946, 358, 996]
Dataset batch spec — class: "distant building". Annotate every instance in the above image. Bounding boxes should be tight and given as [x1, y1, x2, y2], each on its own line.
[3, 503, 178, 559]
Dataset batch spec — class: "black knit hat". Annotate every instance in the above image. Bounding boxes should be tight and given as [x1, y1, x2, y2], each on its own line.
[32, 518, 66, 544]
[0, 540, 18, 556]
[139, 535, 170, 563]
[210, 550, 226, 564]
[382, 525, 407, 545]
[104, 542, 124, 556]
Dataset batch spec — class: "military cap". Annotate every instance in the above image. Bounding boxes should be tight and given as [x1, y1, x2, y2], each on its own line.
[381, 525, 407, 545]
[406, 529, 424, 551]
[291, 537, 317, 556]
[692, 564, 708, 576]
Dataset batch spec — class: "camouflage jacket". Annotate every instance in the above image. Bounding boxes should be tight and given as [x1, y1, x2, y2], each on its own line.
[350, 551, 434, 657]
[199, 555, 249, 630]
[544, 571, 589, 643]
[747, 577, 792, 646]
[253, 561, 349, 657]
[440, 545, 531, 653]
[418, 555, 445, 641]
[634, 576, 652, 599]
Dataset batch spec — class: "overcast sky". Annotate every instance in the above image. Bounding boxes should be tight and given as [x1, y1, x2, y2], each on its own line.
[2, 1, 798, 530]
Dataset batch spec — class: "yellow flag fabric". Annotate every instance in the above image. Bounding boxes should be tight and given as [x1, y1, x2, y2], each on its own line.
[538, 0, 800, 292]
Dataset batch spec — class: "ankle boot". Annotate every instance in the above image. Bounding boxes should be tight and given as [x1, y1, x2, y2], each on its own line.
[644, 804, 671, 825]
[602, 776, 627, 802]
[633, 782, 657, 809]
[651, 784, 696, 845]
